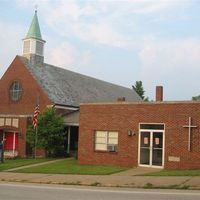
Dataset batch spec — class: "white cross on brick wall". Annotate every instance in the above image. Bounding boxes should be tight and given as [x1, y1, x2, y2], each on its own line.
[183, 117, 197, 151]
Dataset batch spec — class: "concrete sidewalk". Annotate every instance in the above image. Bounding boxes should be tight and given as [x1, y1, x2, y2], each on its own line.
[0, 170, 200, 190]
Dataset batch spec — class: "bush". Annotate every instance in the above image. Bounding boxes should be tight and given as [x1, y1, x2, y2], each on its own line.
[27, 108, 65, 157]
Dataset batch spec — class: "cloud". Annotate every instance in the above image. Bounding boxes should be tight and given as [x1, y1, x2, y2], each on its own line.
[40, 1, 130, 47]
[80, 50, 93, 66]
[138, 38, 200, 100]
[15, 0, 190, 48]
[139, 38, 200, 69]
[0, 21, 24, 77]
[46, 42, 76, 69]
[124, 0, 181, 14]
[73, 22, 130, 48]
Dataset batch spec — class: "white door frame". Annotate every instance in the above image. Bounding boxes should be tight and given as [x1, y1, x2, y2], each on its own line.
[138, 127, 165, 168]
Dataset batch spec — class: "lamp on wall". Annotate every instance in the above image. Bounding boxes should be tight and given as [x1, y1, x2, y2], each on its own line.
[128, 130, 133, 136]
[128, 130, 136, 136]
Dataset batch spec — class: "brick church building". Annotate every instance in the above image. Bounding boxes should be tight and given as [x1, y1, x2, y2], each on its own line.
[78, 88, 200, 169]
[0, 11, 140, 158]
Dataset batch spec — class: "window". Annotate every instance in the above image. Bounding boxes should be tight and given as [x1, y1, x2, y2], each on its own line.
[95, 131, 118, 152]
[23, 40, 30, 54]
[9, 81, 22, 101]
[36, 41, 43, 55]
[140, 124, 164, 130]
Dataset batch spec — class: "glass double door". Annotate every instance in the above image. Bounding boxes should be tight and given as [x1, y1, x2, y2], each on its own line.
[139, 131, 164, 167]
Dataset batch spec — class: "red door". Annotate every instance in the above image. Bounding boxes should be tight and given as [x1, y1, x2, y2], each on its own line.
[4, 132, 18, 151]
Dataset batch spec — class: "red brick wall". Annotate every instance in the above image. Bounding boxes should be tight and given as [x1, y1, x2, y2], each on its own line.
[0, 56, 52, 157]
[78, 102, 200, 169]
[0, 56, 52, 114]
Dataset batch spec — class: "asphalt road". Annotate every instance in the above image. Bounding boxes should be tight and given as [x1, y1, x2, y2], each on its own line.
[0, 182, 200, 200]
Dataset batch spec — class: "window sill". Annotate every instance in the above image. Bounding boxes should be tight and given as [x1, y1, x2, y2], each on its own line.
[94, 150, 118, 154]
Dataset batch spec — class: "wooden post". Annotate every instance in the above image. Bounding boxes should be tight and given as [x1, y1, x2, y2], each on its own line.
[67, 126, 71, 155]
[0, 142, 3, 163]
[0, 140, 4, 163]
[13, 132, 16, 157]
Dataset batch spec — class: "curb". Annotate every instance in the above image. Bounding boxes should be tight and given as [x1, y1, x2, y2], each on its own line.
[1, 178, 200, 190]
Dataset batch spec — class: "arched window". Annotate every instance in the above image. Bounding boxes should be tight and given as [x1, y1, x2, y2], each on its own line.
[9, 81, 22, 101]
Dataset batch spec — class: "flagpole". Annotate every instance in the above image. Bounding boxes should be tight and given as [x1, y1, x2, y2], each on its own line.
[34, 126, 38, 159]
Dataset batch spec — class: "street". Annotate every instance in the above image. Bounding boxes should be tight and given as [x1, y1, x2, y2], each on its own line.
[0, 182, 200, 200]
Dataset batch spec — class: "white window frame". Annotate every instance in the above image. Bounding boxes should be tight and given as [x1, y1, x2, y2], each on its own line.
[23, 39, 31, 54]
[95, 131, 118, 152]
[9, 81, 23, 102]
[138, 123, 165, 169]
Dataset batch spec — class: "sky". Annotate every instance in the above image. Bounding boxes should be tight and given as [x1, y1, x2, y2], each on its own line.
[0, 0, 199, 100]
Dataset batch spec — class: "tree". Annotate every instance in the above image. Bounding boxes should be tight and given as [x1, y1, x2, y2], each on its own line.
[132, 81, 149, 101]
[27, 107, 65, 157]
[192, 95, 200, 101]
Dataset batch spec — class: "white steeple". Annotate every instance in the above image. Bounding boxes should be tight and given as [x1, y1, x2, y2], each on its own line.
[22, 10, 46, 66]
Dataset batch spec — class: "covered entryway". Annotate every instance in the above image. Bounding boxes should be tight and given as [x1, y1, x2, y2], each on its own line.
[138, 124, 165, 168]
[63, 111, 79, 157]
[0, 131, 19, 158]
[0, 117, 20, 158]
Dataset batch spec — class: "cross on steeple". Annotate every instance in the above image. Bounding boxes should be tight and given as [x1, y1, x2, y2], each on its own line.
[35, 4, 38, 13]
[183, 117, 197, 151]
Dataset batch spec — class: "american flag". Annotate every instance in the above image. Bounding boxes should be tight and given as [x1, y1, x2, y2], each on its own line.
[32, 104, 40, 129]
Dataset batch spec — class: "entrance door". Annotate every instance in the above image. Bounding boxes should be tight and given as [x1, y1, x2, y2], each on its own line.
[152, 132, 163, 166]
[139, 130, 164, 168]
[140, 131, 150, 165]
[4, 132, 14, 150]
[4, 132, 18, 151]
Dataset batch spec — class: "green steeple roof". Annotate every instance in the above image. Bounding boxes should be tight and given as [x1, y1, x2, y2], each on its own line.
[26, 10, 42, 40]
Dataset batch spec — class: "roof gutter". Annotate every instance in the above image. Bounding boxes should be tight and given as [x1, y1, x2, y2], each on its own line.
[53, 103, 79, 111]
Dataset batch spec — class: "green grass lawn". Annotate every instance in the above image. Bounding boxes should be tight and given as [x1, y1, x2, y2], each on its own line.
[143, 169, 200, 176]
[14, 159, 129, 175]
[0, 158, 51, 171]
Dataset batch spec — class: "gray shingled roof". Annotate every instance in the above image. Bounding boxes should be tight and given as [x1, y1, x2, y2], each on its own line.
[20, 56, 141, 106]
